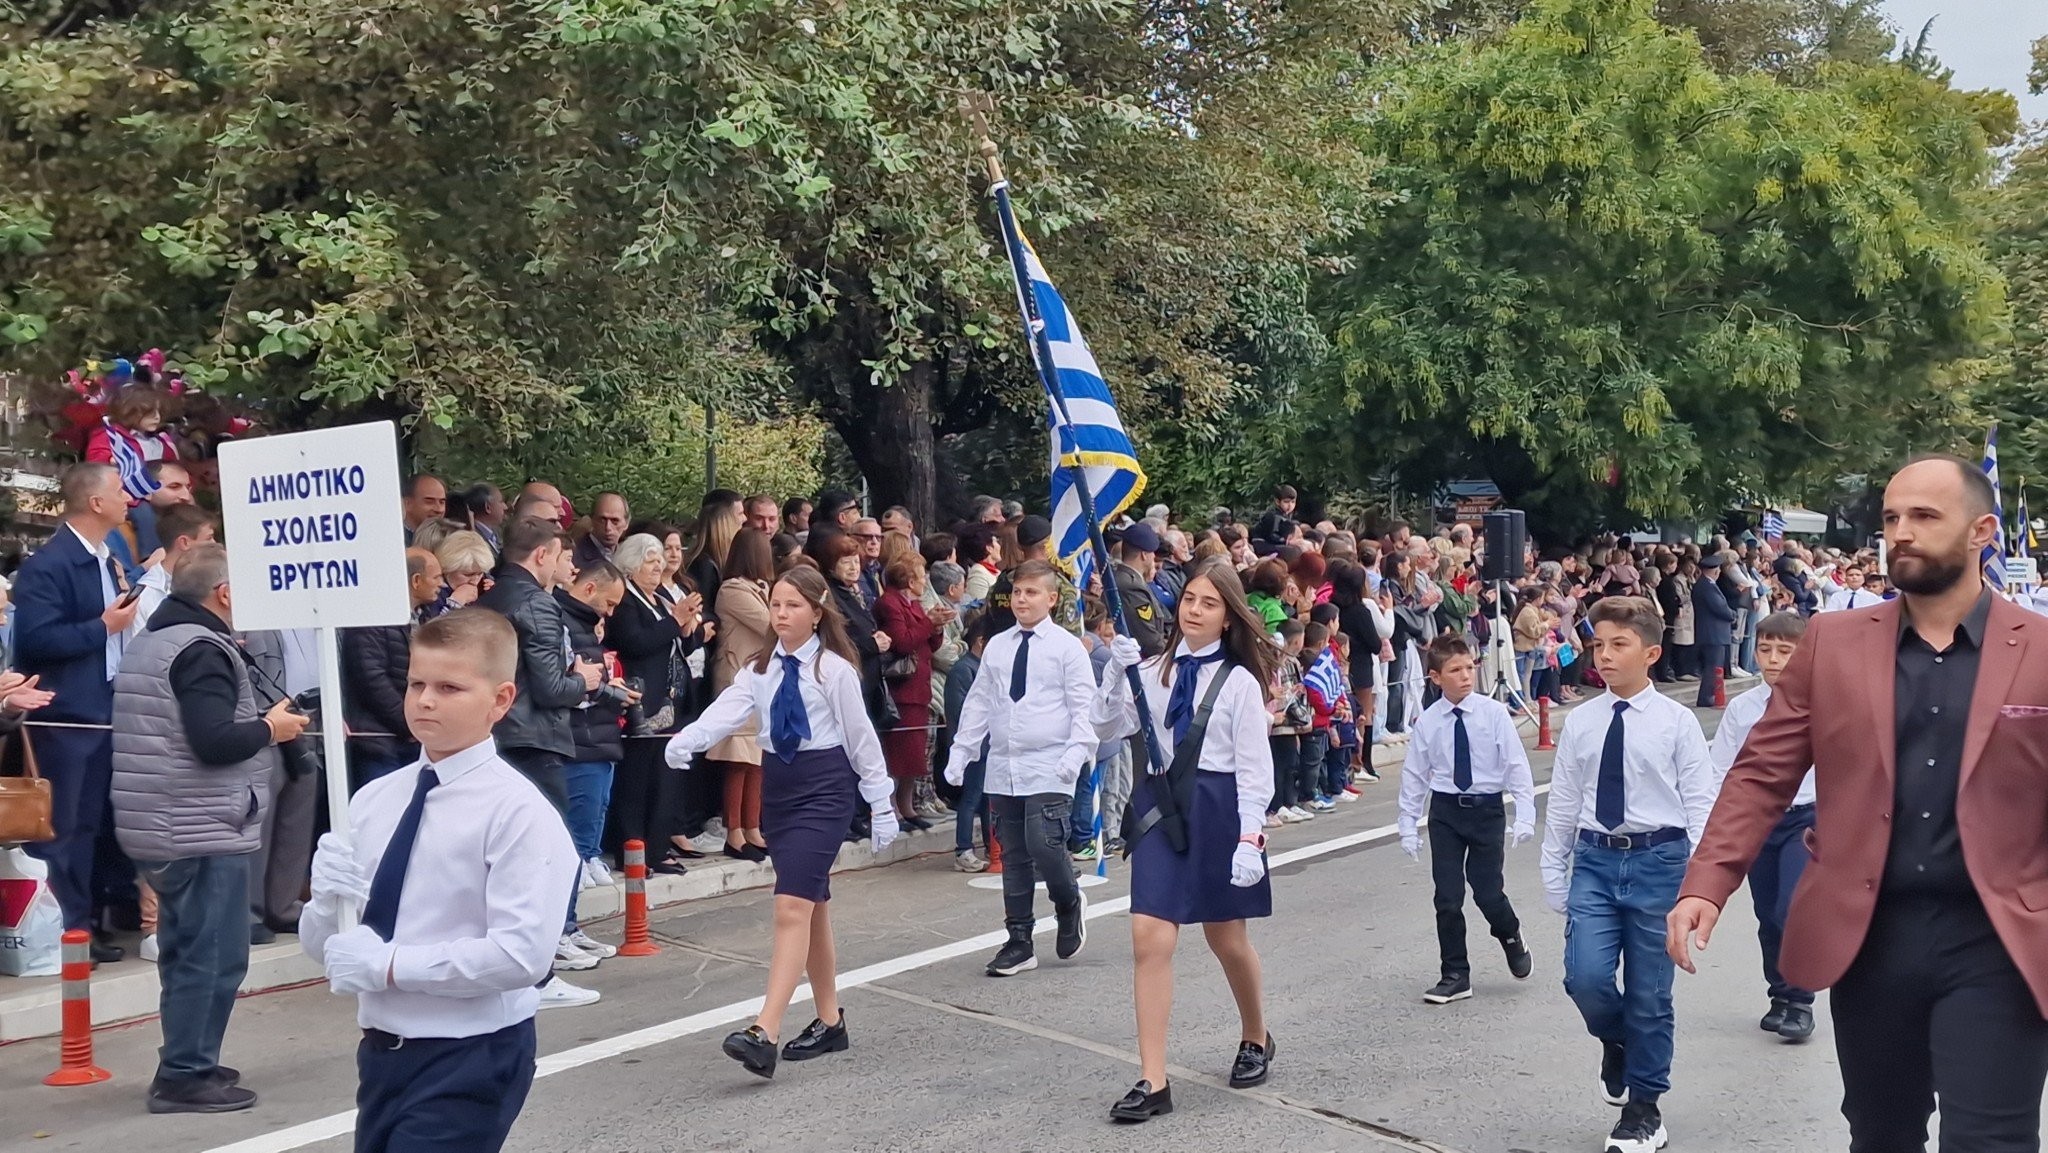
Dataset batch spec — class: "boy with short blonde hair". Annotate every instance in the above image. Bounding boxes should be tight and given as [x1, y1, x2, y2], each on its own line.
[300, 608, 578, 1153]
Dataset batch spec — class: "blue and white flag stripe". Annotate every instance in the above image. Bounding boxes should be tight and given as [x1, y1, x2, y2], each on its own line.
[1984, 423, 2007, 591]
[998, 211, 1146, 591]
[1303, 647, 1345, 705]
[103, 418, 159, 502]
[1760, 509, 1785, 540]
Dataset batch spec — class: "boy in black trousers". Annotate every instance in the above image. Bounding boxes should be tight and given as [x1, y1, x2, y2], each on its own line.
[1398, 635, 1535, 1004]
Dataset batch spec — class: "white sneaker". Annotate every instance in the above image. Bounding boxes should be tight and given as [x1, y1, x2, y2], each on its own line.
[584, 858, 614, 887]
[567, 929, 617, 959]
[138, 934, 159, 962]
[955, 849, 989, 873]
[1290, 805, 1318, 821]
[553, 936, 600, 972]
[578, 860, 601, 890]
[537, 976, 601, 1010]
[688, 829, 726, 854]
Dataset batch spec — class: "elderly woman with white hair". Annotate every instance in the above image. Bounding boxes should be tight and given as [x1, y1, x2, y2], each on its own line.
[432, 528, 498, 614]
[607, 531, 712, 874]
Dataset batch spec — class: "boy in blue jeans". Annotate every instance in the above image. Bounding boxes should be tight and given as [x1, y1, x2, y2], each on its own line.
[1300, 622, 1346, 812]
[1540, 596, 1717, 1153]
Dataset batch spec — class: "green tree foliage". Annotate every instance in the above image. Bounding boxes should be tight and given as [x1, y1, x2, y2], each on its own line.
[1973, 41, 2048, 486]
[1314, 0, 2008, 532]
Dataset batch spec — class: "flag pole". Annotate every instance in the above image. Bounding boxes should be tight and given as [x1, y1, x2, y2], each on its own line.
[964, 97, 1171, 804]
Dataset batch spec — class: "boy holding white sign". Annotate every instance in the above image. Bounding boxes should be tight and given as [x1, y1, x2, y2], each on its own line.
[301, 608, 577, 1153]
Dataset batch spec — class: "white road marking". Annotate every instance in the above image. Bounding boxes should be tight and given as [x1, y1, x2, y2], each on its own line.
[200, 783, 1551, 1153]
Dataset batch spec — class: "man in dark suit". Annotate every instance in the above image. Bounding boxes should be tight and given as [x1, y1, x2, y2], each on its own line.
[1670, 455, 2048, 1151]
[1689, 552, 1735, 707]
[14, 463, 141, 959]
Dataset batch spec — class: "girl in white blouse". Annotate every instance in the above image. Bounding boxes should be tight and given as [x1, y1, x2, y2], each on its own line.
[1095, 557, 1280, 1122]
[664, 566, 899, 1080]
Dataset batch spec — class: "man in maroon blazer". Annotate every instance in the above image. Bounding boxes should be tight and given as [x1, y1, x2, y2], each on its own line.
[1669, 455, 2048, 1151]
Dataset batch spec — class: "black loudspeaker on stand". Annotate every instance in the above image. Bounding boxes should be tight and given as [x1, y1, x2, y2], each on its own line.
[1482, 510, 1527, 583]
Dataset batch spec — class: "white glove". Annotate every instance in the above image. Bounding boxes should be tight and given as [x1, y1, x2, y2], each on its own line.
[1107, 635, 1143, 672]
[663, 732, 701, 770]
[1510, 824, 1535, 848]
[870, 806, 901, 854]
[943, 751, 966, 787]
[1400, 833, 1420, 861]
[1229, 841, 1267, 888]
[1545, 888, 1569, 916]
[309, 833, 371, 910]
[322, 924, 395, 995]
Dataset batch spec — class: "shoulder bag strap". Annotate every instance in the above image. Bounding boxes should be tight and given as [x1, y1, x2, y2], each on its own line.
[1128, 664, 1234, 849]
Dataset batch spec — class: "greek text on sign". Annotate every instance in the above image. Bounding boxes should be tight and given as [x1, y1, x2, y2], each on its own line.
[217, 422, 411, 631]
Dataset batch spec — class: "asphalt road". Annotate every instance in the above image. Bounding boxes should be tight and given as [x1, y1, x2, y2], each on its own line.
[2, 692, 1852, 1153]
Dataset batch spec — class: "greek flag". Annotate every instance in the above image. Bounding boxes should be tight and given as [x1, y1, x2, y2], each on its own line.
[103, 418, 159, 502]
[1760, 509, 1785, 542]
[989, 194, 1145, 593]
[1984, 423, 2007, 592]
[1303, 646, 1346, 709]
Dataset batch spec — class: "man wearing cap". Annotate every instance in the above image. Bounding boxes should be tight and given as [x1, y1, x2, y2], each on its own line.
[1109, 522, 1166, 659]
[1691, 552, 1738, 708]
[986, 515, 1082, 638]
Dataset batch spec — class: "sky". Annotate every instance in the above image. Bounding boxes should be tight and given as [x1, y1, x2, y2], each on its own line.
[1881, 0, 2046, 123]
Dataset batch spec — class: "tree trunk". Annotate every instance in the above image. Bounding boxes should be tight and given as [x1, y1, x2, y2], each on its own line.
[834, 360, 937, 529]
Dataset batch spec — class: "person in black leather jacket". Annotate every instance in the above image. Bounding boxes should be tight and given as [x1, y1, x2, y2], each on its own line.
[475, 516, 602, 813]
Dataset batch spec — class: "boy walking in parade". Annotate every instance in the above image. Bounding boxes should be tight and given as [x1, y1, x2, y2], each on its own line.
[1398, 635, 1535, 1005]
[1705, 611, 1817, 1042]
[945, 560, 1100, 976]
[1541, 597, 1718, 1153]
[301, 609, 579, 1153]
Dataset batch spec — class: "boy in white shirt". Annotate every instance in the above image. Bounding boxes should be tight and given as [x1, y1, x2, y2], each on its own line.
[945, 560, 1099, 977]
[1706, 610, 1817, 1043]
[301, 609, 577, 1153]
[1398, 635, 1536, 1005]
[1540, 596, 1718, 1153]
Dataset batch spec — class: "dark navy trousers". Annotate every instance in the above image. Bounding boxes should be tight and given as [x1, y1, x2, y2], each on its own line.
[355, 1018, 536, 1153]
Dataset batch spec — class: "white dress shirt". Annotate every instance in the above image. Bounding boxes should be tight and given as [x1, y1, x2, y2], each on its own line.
[1709, 682, 1816, 807]
[1094, 640, 1277, 836]
[299, 738, 577, 1039]
[70, 524, 122, 681]
[947, 622, 1099, 797]
[1823, 587, 1883, 614]
[664, 635, 892, 807]
[1398, 693, 1536, 839]
[1539, 682, 1717, 908]
[126, 564, 170, 642]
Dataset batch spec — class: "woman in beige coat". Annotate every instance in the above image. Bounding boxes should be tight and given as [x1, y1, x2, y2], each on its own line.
[709, 529, 778, 860]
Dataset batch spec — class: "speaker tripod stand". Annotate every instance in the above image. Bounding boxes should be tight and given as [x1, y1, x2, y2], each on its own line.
[1483, 578, 1542, 734]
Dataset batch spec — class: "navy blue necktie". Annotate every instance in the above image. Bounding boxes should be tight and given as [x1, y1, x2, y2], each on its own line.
[1166, 650, 1226, 744]
[360, 767, 441, 942]
[1452, 706, 1473, 792]
[1010, 630, 1033, 702]
[1596, 700, 1628, 830]
[771, 654, 810, 764]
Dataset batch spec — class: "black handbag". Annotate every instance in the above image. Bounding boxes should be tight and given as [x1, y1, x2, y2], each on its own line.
[1120, 667, 1230, 857]
[881, 652, 920, 683]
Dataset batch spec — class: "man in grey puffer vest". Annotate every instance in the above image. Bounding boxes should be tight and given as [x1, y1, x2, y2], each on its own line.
[109, 543, 309, 1115]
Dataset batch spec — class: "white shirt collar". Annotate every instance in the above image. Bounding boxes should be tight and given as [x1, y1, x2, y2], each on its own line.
[420, 738, 500, 784]
[1174, 638, 1223, 660]
[1433, 693, 1478, 716]
[1607, 680, 1659, 711]
[775, 635, 822, 663]
[67, 522, 110, 561]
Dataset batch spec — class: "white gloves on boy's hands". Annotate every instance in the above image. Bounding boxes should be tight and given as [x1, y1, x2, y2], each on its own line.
[321, 925, 394, 996]
[1510, 823, 1535, 848]
[1400, 833, 1421, 861]
[309, 833, 370, 912]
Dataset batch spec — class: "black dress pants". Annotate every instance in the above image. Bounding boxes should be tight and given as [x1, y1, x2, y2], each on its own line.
[1428, 792, 1520, 981]
[1832, 893, 2048, 1152]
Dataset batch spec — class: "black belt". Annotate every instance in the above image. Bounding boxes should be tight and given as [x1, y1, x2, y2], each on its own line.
[1432, 791, 1503, 808]
[1577, 827, 1686, 851]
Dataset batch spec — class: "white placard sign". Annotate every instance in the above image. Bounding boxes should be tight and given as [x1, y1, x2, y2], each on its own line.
[2007, 557, 2039, 589]
[216, 421, 411, 632]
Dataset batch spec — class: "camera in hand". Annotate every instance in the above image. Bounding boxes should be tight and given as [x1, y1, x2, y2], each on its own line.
[597, 676, 650, 736]
[275, 688, 322, 781]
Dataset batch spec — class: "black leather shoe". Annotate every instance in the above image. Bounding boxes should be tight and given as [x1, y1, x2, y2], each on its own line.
[88, 939, 123, 965]
[1759, 998, 1789, 1033]
[741, 844, 769, 863]
[1777, 1003, 1815, 1043]
[722, 1025, 777, 1079]
[208, 1065, 241, 1086]
[1228, 1033, 1276, 1088]
[1109, 1079, 1173, 1122]
[651, 857, 689, 876]
[781, 1013, 849, 1062]
[1502, 934, 1533, 980]
[723, 844, 754, 862]
[249, 922, 277, 946]
[148, 1078, 257, 1114]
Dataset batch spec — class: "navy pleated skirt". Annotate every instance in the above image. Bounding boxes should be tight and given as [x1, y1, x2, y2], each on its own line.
[1129, 769, 1273, 925]
[761, 747, 858, 902]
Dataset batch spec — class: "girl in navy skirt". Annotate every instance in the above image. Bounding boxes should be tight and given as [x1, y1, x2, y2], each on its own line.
[666, 566, 901, 1079]
[1095, 557, 1280, 1122]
